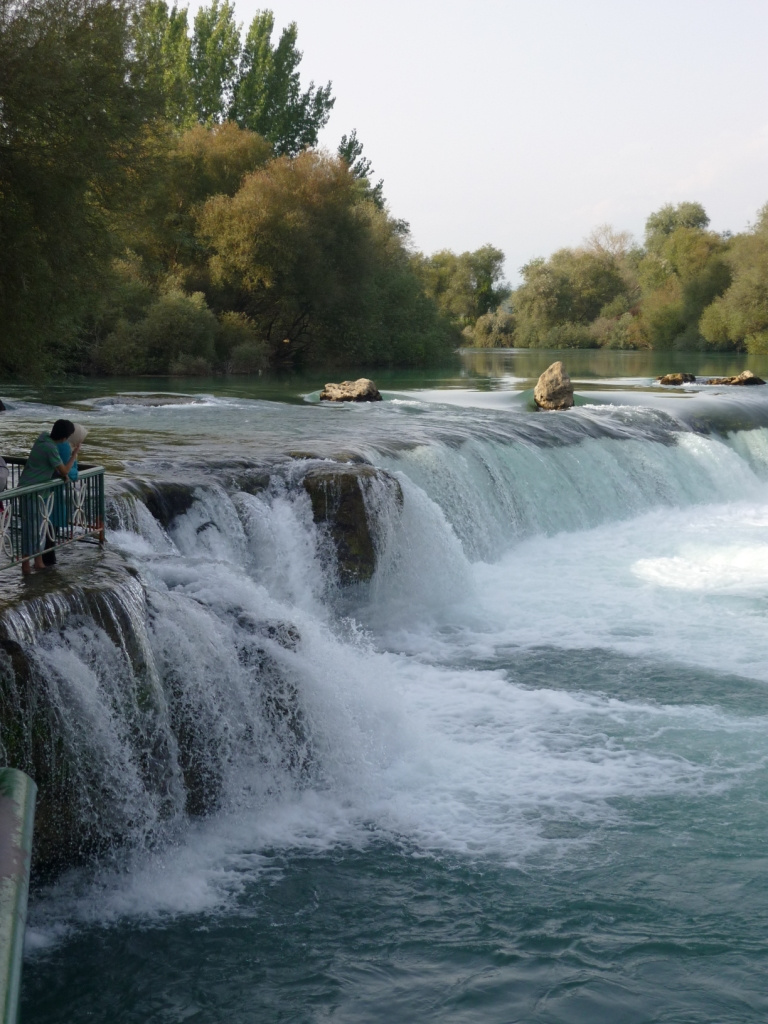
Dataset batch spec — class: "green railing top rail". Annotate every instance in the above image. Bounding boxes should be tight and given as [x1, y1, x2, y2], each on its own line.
[2, 465, 105, 503]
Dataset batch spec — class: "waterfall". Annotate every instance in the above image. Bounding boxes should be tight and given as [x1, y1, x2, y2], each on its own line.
[3, 407, 768, 877]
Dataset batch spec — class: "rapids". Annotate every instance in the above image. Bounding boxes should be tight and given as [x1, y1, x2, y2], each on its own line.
[3, 351, 768, 1023]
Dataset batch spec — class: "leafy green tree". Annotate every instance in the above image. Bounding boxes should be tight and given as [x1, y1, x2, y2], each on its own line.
[131, 0, 194, 127]
[415, 246, 509, 326]
[513, 248, 628, 347]
[337, 130, 384, 208]
[637, 211, 730, 348]
[0, 0, 162, 376]
[230, 10, 334, 156]
[645, 201, 710, 247]
[216, 311, 268, 372]
[96, 290, 218, 374]
[115, 122, 272, 286]
[466, 309, 516, 348]
[198, 152, 456, 365]
[191, 0, 240, 124]
[700, 205, 768, 352]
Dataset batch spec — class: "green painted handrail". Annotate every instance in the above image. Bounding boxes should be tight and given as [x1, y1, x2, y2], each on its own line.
[0, 770, 36, 1024]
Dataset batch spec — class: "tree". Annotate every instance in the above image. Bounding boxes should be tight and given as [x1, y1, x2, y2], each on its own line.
[415, 246, 509, 326]
[230, 9, 334, 156]
[114, 122, 273, 285]
[198, 152, 456, 365]
[191, 0, 240, 124]
[0, 0, 162, 375]
[337, 130, 384, 208]
[512, 247, 628, 347]
[645, 201, 709, 248]
[700, 205, 768, 352]
[131, 0, 194, 127]
[637, 213, 730, 348]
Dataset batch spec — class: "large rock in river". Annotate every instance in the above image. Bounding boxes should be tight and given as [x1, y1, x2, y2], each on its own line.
[534, 361, 574, 410]
[703, 370, 766, 386]
[319, 378, 382, 402]
[657, 373, 695, 385]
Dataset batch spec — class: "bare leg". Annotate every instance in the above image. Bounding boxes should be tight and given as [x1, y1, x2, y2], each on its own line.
[21, 558, 33, 575]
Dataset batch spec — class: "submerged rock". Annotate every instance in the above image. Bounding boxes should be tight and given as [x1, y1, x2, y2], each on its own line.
[319, 378, 382, 402]
[94, 394, 206, 407]
[534, 362, 574, 410]
[288, 450, 372, 465]
[657, 373, 696, 385]
[703, 371, 766, 386]
[302, 464, 402, 584]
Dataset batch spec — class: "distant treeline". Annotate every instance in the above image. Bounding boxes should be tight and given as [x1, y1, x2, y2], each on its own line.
[463, 201, 768, 354]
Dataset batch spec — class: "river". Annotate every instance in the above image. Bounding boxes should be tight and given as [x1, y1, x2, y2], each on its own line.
[5, 349, 768, 1023]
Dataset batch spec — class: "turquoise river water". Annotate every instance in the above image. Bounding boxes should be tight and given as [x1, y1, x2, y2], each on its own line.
[3, 349, 768, 1023]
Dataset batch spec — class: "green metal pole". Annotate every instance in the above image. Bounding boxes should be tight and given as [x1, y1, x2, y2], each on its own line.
[0, 770, 36, 1024]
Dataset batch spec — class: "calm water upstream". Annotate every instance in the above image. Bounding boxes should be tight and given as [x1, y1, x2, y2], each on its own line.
[5, 349, 768, 1023]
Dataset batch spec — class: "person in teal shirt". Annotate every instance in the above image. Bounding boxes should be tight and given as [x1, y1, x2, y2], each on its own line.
[52, 437, 79, 526]
[19, 419, 80, 574]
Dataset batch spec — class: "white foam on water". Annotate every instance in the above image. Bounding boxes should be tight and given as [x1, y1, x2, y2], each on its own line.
[418, 494, 768, 685]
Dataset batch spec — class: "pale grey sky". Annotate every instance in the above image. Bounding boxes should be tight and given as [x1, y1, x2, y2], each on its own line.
[193, 0, 768, 282]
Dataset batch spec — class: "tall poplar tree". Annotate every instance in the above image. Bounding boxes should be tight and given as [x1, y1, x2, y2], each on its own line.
[190, 0, 240, 124]
[132, 0, 194, 127]
[230, 10, 334, 156]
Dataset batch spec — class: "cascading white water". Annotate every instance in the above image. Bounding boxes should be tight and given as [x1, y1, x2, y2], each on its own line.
[6, 405, 768, 890]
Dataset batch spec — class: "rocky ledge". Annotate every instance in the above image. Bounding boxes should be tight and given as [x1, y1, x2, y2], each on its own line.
[703, 371, 766, 386]
[302, 464, 402, 584]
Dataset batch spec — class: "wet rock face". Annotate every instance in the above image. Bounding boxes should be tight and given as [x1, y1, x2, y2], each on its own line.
[0, 562, 180, 878]
[319, 378, 382, 402]
[302, 465, 402, 584]
[657, 373, 696, 385]
[127, 481, 198, 529]
[704, 370, 766, 386]
[534, 361, 574, 410]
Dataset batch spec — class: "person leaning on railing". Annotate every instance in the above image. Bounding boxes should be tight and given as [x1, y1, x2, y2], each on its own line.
[18, 419, 80, 575]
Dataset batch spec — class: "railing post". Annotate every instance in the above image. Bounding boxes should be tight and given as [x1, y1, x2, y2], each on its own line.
[98, 470, 106, 545]
[0, 769, 36, 1024]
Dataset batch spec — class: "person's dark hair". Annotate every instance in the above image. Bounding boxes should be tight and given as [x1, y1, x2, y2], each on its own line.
[50, 419, 75, 441]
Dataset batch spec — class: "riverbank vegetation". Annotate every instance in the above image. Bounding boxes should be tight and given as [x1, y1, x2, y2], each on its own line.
[1, 0, 477, 378]
[465, 201, 768, 355]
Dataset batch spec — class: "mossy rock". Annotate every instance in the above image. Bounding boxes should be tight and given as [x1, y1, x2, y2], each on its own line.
[302, 465, 402, 584]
